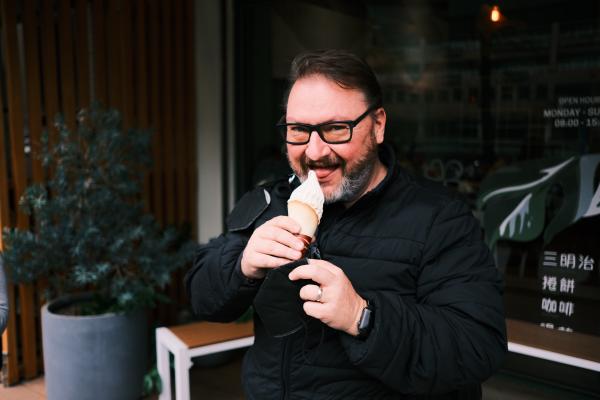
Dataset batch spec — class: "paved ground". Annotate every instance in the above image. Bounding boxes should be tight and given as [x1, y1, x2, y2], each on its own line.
[1, 349, 598, 399]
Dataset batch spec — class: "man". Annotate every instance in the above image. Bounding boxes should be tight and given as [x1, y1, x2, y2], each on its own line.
[186, 49, 506, 399]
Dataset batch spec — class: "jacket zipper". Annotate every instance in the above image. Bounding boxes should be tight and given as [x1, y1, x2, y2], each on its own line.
[308, 243, 322, 259]
[281, 336, 292, 399]
[318, 212, 346, 253]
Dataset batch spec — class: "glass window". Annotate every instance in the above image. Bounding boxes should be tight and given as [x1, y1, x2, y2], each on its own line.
[425, 90, 435, 103]
[438, 89, 449, 102]
[501, 85, 514, 101]
[235, 0, 600, 390]
[395, 89, 406, 103]
[518, 85, 531, 100]
[452, 87, 463, 101]
[536, 84, 548, 100]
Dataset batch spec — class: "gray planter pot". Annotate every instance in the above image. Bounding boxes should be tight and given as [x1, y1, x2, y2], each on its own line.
[42, 294, 148, 400]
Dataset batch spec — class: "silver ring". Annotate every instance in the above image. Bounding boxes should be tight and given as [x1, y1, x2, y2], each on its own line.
[315, 286, 322, 302]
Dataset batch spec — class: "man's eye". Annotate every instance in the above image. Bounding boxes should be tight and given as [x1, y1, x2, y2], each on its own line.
[289, 125, 311, 133]
[323, 124, 349, 134]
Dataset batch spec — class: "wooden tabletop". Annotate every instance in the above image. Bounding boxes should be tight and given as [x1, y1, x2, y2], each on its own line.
[168, 320, 254, 349]
[507, 318, 600, 363]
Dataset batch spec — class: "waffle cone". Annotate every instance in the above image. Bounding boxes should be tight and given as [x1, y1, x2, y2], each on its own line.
[287, 200, 318, 238]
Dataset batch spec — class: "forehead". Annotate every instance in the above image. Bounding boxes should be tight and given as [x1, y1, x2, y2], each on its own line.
[286, 75, 367, 123]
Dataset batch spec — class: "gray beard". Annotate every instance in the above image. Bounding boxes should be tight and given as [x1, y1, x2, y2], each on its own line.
[324, 149, 376, 204]
[292, 140, 379, 205]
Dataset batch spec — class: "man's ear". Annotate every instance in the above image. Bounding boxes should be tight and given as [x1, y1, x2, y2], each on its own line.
[373, 107, 386, 144]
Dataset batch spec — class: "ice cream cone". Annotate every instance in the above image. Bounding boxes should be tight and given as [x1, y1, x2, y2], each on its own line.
[287, 170, 324, 256]
[288, 200, 319, 238]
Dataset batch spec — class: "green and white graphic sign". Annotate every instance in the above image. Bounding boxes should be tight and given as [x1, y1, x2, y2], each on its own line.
[477, 154, 600, 249]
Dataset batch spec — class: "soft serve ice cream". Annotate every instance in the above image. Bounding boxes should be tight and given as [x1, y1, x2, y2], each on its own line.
[287, 170, 324, 253]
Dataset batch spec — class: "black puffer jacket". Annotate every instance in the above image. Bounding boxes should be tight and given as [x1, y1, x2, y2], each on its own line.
[185, 145, 507, 400]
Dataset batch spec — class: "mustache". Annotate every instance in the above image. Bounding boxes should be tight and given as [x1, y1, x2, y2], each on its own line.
[302, 155, 344, 170]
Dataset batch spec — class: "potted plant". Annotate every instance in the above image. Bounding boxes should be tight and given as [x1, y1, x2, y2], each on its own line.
[1, 105, 195, 400]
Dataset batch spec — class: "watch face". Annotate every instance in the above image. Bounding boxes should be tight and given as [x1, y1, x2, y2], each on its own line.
[357, 306, 373, 338]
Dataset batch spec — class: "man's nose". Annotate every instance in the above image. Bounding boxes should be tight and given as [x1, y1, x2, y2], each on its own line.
[305, 130, 331, 160]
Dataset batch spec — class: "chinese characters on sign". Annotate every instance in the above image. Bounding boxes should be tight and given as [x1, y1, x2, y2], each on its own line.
[541, 276, 575, 294]
[539, 250, 596, 332]
[540, 298, 574, 316]
[543, 251, 595, 271]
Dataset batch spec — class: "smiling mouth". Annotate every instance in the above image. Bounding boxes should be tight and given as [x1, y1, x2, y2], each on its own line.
[303, 154, 344, 182]
[311, 166, 339, 181]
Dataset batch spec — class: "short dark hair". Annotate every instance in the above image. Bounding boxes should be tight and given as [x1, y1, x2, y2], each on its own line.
[283, 49, 383, 111]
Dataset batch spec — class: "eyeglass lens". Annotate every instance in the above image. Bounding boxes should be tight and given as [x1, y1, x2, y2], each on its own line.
[284, 123, 351, 144]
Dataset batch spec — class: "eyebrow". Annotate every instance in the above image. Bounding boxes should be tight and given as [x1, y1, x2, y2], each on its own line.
[285, 115, 353, 124]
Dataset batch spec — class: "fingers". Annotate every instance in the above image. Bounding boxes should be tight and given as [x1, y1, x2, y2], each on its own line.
[255, 233, 303, 259]
[302, 300, 329, 322]
[255, 224, 305, 255]
[240, 216, 305, 279]
[288, 260, 336, 285]
[290, 259, 365, 335]
[243, 249, 299, 270]
[299, 284, 322, 302]
[299, 284, 328, 322]
[268, 215, 302, 236]
[241, 242, 300, 278]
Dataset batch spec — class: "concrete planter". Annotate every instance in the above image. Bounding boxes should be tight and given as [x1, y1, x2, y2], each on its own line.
[42, 294, 147, 400]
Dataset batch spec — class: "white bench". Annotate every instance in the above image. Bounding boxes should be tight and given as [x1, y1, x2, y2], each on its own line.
[155, 320, 254, 400]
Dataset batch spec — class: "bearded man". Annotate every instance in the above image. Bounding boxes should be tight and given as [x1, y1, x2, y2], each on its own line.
[185, 49, 507, 400]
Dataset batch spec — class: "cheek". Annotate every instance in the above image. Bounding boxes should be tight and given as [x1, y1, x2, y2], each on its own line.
[329, 143, 358, 165]
[286, 145, 305, 165]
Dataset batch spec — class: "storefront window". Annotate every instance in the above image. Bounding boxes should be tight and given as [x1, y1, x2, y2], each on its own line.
[234, 0, 599, 388]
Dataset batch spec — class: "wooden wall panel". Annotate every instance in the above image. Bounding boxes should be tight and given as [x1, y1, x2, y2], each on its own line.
[93, 0, 108, 104]
[120, 0, 134, 129]
[135, 0, 151, 213]
[135, 0, 149, 127]
[0, 37, 19, 385]
[23, 0, 44, 183]
[184, 0, 198, 245]
[22, 0, 46, 381]
[107, 0, 122, 112]
[162, 1, 176, 226]
[59, 0, 78, 129]
[0, 0, 39, 380]
[148, 0, 164, 225]
[0, 0, 197, 385]
[75, 0, 91, 108]
[41, 0, 61, 140]
[175, 1, 187, 226]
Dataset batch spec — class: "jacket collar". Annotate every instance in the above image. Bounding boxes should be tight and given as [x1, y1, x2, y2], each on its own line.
[370, 142, 398, 195]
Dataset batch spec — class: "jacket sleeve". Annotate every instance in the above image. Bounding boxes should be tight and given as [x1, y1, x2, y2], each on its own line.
[185, 188, 271, 322]
[340, 198, 507, 395]
[185, 232, 260, 322]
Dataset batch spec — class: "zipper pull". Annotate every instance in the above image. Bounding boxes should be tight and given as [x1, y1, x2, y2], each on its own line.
[308, 243, 322, 259]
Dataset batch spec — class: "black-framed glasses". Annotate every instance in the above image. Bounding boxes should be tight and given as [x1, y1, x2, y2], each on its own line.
[277, 104, 379, 145]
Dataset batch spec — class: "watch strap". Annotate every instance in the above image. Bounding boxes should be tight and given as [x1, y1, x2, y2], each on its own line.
[356, 300, 374, 339]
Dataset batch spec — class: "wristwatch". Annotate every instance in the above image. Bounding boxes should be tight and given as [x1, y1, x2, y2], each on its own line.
[356, 300, 374, 339]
